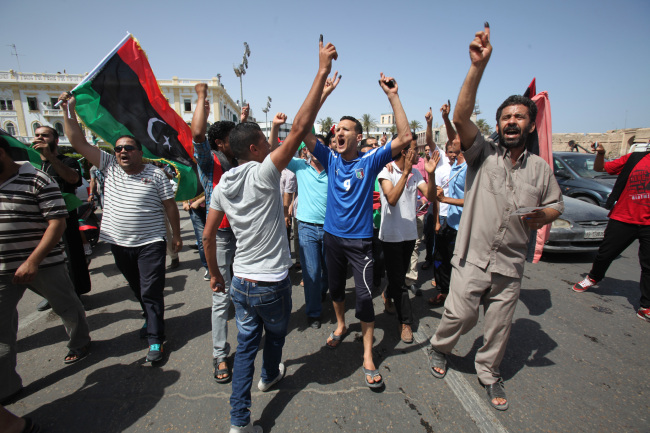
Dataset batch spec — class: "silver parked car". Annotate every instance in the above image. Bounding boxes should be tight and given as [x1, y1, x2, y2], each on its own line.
[544, 195, 609, 253]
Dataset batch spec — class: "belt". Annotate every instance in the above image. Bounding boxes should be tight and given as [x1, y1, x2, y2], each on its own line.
[239, 277, 279, 286]
[299, 220, 324, 227]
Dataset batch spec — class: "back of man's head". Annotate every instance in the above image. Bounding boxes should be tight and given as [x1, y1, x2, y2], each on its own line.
[208, 121, 236, 151]
[339, 116, 363, 135]
[229, 122, 262, 160]
[495, 95, 537, 125]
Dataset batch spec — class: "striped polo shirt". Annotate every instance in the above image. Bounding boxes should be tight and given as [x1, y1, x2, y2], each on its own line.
[0, 162, 69, 275]
[99, 151, 174, 247]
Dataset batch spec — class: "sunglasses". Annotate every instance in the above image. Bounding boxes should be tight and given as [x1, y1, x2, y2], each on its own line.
[115, 145, 138, 153]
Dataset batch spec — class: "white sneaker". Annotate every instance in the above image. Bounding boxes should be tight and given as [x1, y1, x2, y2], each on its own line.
[83, 243, 92, 256]
[203, 269, 210, 281]
[257, 363, 285, 392]
[229, 422, 262, 433]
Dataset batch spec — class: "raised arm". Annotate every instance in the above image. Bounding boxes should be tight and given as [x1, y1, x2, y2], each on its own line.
[380, 150, 414, 207]
[378, 73, 412, 156]
[418, 149, 440, 203]
[304, 71, 341, 153]
[453, 22, 491, 151]
[270, 112, 287, 152]
[593, 143, 606, 172]
[270, 36, 337, 171]
[240, 103, 250, 123]
[191, 83, 209, 143]
[441, 101, 456, 143]
[425, 107, 435, 148]
[58, 94, 101, 168]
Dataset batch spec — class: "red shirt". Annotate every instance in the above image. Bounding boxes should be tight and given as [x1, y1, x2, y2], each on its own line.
[605, 153, 650, 225]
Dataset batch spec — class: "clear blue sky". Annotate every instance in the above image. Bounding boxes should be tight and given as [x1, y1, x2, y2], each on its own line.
[3, 0, 649, 133]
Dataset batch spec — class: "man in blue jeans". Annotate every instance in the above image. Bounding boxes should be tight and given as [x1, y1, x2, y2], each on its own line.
[285, 137, 329, 329]
[202, 37, 338, 433]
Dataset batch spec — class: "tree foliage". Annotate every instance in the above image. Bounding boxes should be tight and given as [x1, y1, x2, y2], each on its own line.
[318, 116, 335, 134]
[476, 119, 493, 136]
[360, 114, 377, 136]
[409, 120, 423, 132]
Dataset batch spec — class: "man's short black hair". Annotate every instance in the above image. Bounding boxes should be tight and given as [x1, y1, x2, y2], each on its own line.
[208, 121, 237, 151]
[229, 122, 262, 160]
[36, 125, 59, 141]
[115, 135, 142, 150]
[496, 95, 537, 125]
[339, 116, 363, 135]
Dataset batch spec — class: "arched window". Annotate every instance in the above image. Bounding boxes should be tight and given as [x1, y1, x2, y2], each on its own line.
[54, 122, 64, 137]
[5, 122, 16, 136]
[32, 122, 41, 135]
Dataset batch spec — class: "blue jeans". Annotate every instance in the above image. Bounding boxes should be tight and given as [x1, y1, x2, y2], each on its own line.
[298, 221, 328, 318]
[188, 207, 207, 269]
[229, 275, 292, 427]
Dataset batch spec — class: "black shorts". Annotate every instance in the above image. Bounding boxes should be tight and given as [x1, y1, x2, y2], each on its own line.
[324, 232, 375, 323]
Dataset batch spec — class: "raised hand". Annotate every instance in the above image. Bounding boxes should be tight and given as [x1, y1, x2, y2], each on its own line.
[378, 72, 398, 95]
[403, 147, 414, 173]
[380, 132, 387, 146]
[323, 71, 341, 99]
[440, 102, 450, 119]
[273, 112, 287, 126]
[425, 107, 433, 124]
[469, 22, 492, 67]
[436, 186, 445, 202]
[195, 83, 208, 97]
[57, 92, 75, 111]
[425, 149, 440, 174]
[319, 34, 338, 74]
[241, 103, 250, 123]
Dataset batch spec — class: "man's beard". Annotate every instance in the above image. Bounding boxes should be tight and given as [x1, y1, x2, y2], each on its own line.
[498, 125, 529, 149]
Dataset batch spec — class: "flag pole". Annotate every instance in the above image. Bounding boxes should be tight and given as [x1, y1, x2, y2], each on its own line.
[54, 32, 132, 107]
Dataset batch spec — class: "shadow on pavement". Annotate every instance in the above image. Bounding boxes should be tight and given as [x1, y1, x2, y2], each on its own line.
[24, 361, 180, 433]
[518, 288, 553, 316]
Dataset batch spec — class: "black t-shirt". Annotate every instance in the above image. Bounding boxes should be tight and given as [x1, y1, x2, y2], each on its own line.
[40, 154, 82, 194]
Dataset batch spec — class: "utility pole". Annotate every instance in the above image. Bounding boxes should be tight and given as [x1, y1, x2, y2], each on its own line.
[261, 96, 272, 139]
[233, 42, 251, 111]
[8, 44, 22, 73]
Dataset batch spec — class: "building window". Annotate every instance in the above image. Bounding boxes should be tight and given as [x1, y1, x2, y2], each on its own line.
[27, 97, 38, 111]
[32, 122, 41, 135]
[435, 131, 440, 142]
[54, 122, 64, 137]
[5, 122, 16, 136]
[184, 99, 191, 111]
[50, 97, 60, 109]
[0, 99, 13, 111]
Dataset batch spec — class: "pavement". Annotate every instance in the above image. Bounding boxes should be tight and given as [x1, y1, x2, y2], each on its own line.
[5, 209, 650, 432]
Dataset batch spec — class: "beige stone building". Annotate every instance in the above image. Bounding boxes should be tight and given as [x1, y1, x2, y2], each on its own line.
[0, 70, 241, 146]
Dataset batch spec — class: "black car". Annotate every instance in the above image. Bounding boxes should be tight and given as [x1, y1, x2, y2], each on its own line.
[553, 152, 616, 207]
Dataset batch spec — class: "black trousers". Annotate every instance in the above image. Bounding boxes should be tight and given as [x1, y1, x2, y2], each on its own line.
[63, 209, 91, 295]
[588, 218, 650, 308]
[111, 241, 167, 344]
[432, 221, 457, 295]
[381, 240, 415, 325]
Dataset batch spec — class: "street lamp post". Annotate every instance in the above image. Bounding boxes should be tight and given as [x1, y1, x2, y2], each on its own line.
[261, 96, 272, 139]
[233, 42, 251, 112]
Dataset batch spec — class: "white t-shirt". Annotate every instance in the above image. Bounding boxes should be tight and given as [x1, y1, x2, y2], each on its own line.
[377, 162, 424, 242]
[99, 151, 174, 247]
[435, 163, 451, 218]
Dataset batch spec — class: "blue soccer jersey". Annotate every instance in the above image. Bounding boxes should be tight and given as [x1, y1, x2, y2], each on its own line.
[312, 140, 393, 238]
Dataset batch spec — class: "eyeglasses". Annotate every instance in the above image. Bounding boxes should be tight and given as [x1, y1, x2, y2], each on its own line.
[115, 145, 137, 153]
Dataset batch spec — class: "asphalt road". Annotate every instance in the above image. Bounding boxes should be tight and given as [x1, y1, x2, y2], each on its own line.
[5, 209, 650, 432]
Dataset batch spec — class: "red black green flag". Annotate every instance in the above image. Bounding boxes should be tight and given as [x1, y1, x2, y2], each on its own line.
[70, 34, 200, 201]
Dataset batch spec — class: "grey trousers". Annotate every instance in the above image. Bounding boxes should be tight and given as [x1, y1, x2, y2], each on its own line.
[213, 230, 236, 362]
[430, 259, 521, 385]
[0, 264, 91, 400]
[405, 214, 425, 286]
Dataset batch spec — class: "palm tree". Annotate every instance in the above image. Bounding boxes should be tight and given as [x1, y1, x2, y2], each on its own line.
[476, 119, 493, 136]
[388, 125, 397, 135]
[409, 120, 423, 132]
[318, 116, 335, 134]
[360, 114, 377, 137]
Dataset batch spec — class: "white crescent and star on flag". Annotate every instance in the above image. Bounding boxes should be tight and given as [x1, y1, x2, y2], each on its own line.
[147, 117, 172, 150]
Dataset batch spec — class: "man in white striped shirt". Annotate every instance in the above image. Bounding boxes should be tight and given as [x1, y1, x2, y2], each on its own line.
[0, 137, 91, 404]
[59, 94, 182, 364]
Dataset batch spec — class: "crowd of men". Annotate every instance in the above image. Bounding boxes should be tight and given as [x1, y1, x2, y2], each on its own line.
[2, 24, 649, 433]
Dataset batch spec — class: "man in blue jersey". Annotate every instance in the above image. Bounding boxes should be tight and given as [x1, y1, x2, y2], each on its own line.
[305, 73, 412, 388]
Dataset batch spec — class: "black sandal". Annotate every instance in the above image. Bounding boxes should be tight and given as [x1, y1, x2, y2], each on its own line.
[214, 359, 231, 383]
[64, 342, 90, 364]
[426, 346, 447, 379]
[484, 378, 509, 411]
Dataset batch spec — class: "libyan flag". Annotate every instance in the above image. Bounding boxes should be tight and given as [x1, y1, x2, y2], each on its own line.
[0, 128, 83, 210]
[70, 33, 200, 201]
